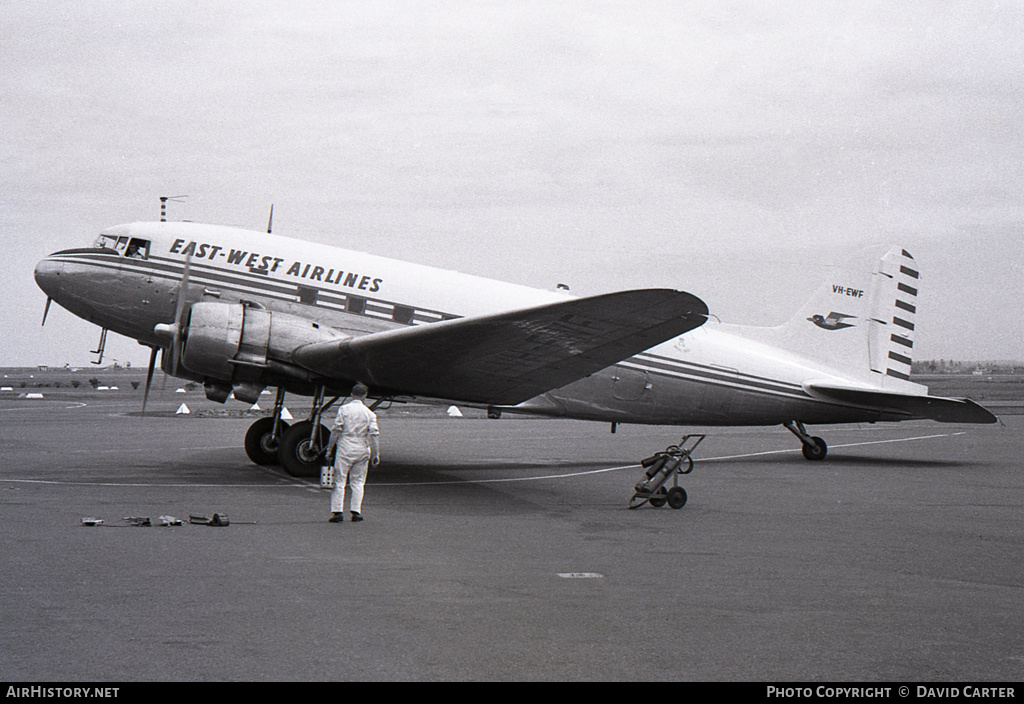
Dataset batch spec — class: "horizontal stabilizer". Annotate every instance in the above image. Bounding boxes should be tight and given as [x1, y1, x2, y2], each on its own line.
[805, 382, 998, 424]
[293, 288, 708, 405]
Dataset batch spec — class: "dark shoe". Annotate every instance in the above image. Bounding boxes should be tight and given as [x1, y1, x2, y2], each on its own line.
[350, 512, 364, 522]
[328, 513, 344, 523]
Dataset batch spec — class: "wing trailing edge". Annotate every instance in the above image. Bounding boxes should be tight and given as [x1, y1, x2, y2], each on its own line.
[805, 382, 998, 424]
[292, 288, 708, 405]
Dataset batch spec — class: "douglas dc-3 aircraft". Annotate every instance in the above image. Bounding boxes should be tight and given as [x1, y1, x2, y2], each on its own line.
[34, 220, 996, 478]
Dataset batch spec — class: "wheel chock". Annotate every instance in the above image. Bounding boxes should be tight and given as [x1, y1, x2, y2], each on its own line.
[123, 516, 151, 527]
[157, 515, 184, 527]
[81, 517, 104, 526]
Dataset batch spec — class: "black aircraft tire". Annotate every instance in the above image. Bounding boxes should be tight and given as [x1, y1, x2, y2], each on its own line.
[244, 417, 289, 466]
[279, 421, 330, 478]
[802, 436, 828, 461]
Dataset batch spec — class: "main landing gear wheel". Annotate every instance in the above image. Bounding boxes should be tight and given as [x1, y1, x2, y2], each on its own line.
[802, 436, 828, 461]
[279, 420, 329, 478]
[244, 417, 290, 466]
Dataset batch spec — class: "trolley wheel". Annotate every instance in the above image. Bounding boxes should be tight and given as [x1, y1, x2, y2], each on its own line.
[667, 486, 688, 509]
[649, 487, 668, 508]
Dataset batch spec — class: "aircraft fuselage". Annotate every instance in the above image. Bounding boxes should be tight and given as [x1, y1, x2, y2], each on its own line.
[35, 221, 935, 428]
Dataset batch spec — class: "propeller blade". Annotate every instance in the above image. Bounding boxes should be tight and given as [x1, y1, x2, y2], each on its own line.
[141, 346, 158, 417]
[41, 297, 52, 326]
[169, 252, 193, 374]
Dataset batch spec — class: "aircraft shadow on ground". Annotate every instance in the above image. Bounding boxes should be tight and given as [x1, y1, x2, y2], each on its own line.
[732, 453, 979, 469]
[371, 458, 630, 476]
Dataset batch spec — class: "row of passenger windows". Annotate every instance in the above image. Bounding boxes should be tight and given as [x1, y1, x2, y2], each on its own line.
[296, 286, 417, 325]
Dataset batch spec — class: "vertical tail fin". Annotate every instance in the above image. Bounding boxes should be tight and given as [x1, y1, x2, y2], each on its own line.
[867, 248, 919, 382]
[744, 246, 921, 388]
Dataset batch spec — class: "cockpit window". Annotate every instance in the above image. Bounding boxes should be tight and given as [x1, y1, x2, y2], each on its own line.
[93, 234, 120, 250]
[125, 238, 150, 259]
[92, 234, 150, 259]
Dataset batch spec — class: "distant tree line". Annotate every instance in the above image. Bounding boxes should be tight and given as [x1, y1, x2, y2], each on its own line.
[912, 360, 1024, 374]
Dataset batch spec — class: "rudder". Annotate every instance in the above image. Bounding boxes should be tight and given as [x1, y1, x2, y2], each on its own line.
[866, 248, 918, 382]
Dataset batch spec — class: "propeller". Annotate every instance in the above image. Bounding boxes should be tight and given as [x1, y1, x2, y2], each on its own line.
[168, 251, 193, 374]
[148, 251, 193, 415]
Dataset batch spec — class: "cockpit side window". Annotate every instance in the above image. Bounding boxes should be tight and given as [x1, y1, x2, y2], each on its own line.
[124, 238, 150, 259]
[93, 234, 119, 250]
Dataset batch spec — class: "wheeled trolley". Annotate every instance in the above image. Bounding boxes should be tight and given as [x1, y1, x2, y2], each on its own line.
[629, 434, 705, 509]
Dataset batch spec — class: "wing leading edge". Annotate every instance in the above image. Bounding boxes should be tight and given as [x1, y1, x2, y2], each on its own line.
[292, 288, 708, 405]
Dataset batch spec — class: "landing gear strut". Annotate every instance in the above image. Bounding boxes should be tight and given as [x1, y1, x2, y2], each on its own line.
[244, 388, 289, 465]
[784, 420, 828, 461]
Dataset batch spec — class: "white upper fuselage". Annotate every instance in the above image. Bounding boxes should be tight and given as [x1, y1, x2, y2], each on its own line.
[35, 221, 928, 426]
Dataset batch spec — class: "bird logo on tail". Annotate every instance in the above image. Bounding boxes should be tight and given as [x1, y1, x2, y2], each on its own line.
[808, 312, 856, 331]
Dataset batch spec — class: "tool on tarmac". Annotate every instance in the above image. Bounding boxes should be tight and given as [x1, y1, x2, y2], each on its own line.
[629, 434, 705, 510]
[189, 513, 230, 526]
[81, 514, 230, 527]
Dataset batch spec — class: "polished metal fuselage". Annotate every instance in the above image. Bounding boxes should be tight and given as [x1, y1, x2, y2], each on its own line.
[35, 221, 904, 426]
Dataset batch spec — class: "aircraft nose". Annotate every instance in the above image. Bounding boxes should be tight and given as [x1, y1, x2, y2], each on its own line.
[34, 257, 64, 298]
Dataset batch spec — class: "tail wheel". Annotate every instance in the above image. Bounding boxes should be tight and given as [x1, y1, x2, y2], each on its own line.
[802, 436, 828, 461]
[279, 420, 329, 478]
[244, 417, 290, 466]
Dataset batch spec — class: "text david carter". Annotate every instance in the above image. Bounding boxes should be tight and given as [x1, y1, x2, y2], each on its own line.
[767, 687, 1015, 698]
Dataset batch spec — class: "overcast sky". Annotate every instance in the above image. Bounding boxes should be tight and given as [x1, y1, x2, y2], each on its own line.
[2, 1, 1022, 367]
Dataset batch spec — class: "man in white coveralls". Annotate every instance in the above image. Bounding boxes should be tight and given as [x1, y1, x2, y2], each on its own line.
[325, 383, 380, 523]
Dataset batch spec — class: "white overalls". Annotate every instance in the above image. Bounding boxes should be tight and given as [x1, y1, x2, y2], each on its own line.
[329, 398, 379, 515]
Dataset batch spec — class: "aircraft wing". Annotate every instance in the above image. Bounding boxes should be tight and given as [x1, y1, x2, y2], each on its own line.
[292, 288, 708, 405]
[805, 383, 998, 424]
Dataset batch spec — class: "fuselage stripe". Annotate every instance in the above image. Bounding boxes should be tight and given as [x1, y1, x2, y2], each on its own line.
[636, 351, 804, 392]
[621, 358, 808, 401]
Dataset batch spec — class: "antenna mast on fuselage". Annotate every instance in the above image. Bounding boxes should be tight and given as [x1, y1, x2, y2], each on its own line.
[159, 195, 188, 222]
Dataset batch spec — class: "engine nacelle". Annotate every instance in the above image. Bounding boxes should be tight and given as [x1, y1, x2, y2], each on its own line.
[179, 301, 347, 396]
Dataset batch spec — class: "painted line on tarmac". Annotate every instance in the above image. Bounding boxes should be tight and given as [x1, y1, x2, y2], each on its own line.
[0, 401, 88, 412]
[0, 431, 965, 489]
[372, 430, 967, 486]
[698, 431, 967, 463]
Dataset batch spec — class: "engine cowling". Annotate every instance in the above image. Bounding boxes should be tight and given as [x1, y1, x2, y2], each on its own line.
[177, 301, 347, 399]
